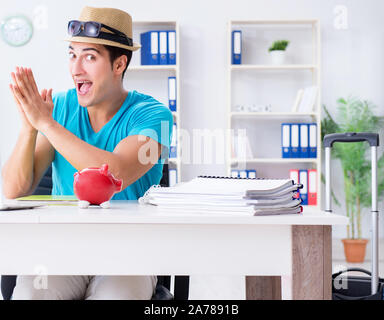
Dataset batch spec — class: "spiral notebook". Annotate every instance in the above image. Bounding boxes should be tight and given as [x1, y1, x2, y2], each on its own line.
[139, 176, 303, 216]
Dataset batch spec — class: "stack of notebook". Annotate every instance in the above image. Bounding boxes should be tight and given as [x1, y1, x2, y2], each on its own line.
[139, 176, 303, 216]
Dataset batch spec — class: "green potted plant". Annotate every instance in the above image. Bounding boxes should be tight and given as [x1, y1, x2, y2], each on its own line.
[268, 40, 289, 65]
[321, 97, 384, 263]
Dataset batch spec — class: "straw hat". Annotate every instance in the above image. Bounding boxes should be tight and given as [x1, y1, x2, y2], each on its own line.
[66, 6, 141, 51]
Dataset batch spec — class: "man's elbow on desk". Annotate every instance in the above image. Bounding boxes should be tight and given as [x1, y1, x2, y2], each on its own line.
[1, 179, 32, 200]
[1, 165, 37, 199]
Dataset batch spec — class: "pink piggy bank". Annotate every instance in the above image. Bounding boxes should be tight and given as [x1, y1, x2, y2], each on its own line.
[73, 164, 123, 209]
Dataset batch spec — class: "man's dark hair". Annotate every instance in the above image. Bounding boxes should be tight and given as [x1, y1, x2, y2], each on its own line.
[103, 45, 132, 80]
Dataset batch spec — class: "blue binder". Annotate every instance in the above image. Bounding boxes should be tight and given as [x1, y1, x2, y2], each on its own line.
[239, 170, 248, 178]
[159, 31, 168, 65]
[231, 170, 240, 178]
[140, 31, 159, 65]
[231, 30, 242, 64]
[299, 170, 308, 205]
[299, 123, 309, 158]
[281, 123, 291, 158]
[168, 77, 177, 112]
[169, 124, 177, 158]
[167, 30, 176, 65]
[309, 123, 318, 158]
[247, 170, 257, 179]
[290, 124, 300, 158]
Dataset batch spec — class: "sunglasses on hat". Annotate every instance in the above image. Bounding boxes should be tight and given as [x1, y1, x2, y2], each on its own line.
[68, 20, 133, 47]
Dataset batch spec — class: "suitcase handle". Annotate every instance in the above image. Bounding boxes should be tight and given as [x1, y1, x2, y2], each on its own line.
[324, 132, 380, 295]
[324, 132, 379, 148]
[332, 268, 372, 279]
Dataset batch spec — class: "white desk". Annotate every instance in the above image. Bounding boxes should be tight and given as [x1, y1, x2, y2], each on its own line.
[0, 201, 348, 300]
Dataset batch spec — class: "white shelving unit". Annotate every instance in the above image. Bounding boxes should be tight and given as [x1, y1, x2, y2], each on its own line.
[227, 19, 322, 208]
[231, 64, 317, 70]
[230, 158, 319, 164]
[127, 21, 181, 183]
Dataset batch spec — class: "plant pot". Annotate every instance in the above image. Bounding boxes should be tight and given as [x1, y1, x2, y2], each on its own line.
[269, 50, 286, 65]
[342, 239, 369, 263]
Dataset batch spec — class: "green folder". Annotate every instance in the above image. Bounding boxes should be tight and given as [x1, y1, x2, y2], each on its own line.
[16, 195, 78, 206]
[17, 195, 78, 201]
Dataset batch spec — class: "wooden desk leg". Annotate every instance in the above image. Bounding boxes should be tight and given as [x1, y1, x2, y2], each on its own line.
[292, 225, 332, 300]
[245, 276, 282, 300]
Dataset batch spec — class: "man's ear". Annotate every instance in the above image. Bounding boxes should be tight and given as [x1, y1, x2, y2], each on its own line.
[114, 55, 128, 76]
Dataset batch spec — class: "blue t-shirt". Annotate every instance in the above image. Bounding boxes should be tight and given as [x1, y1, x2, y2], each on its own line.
[51, 89, 173, 200]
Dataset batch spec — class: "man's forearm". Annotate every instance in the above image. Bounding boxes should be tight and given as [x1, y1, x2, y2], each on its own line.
[2, 128, 38, 198]
[41, 120, 117, 173]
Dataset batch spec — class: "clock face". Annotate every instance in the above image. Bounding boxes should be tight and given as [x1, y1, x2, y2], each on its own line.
[1, 16, 33, 47]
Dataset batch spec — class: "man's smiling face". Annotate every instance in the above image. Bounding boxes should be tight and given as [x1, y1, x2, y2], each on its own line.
[68, 42, 116, 107]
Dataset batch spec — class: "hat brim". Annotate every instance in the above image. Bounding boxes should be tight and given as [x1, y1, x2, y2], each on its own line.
[65, 36, 141, 51]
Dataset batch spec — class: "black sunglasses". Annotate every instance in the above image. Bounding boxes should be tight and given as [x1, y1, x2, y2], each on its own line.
[68, 20, 133, 47]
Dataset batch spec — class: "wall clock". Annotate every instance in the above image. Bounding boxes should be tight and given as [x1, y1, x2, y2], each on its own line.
[0, 15, 33, 47]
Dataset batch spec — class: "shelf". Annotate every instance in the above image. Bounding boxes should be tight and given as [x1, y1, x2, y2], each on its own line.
[129, 20, 181, 183]
[231, 19, 319, 25]
[230, 112, 318, 118]
[227, 18, 322, 207]
[128, 65, 177, 72]
[133, 20, 177, 27]
[230, 158, 318, 164]
[231, 64, 317, 71]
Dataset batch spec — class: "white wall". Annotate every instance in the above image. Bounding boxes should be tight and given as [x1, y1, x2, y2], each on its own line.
[0, 0, 384, 241]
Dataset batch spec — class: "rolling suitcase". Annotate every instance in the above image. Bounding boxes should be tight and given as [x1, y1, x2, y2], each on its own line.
[324, 132, 383, 300]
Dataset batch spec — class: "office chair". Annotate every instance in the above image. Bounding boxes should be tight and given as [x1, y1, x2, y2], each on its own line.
[1, 163, 189, 300]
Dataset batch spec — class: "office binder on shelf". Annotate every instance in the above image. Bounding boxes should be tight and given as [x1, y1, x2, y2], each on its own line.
[159, 31, 168, 65]
[140, 31, 159, 65]
[291, 124, 300, 158]
[167, 30, 176, 65]
[309, 123, 318, 158]
[168, 77, 177, 112]
[299, 170, 308, 205]
[169, 169, 178, 187]
[232, 133, 254, 159]
[289, 169, 300, 199]
[247, 170, 257, 179]
[231, 170, 240, 178]
[299, 124, 309, 158]
[297, 86, 318, 113]
[291, 89, 304, 112]
[169, 124, 177, 158]
[232, 30, 242, 65]
[308, 169, 317, 206]
[281, 123, 291, 158]
[239, 170, 248, 178]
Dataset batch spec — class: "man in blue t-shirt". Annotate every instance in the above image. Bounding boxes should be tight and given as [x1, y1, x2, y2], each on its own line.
[2, 7, 173, 300]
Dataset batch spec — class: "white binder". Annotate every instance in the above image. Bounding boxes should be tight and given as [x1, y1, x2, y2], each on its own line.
[169, 169, 178, 187]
